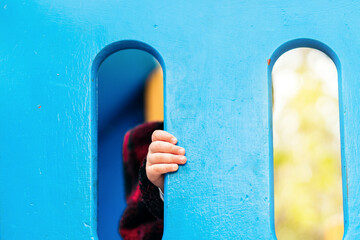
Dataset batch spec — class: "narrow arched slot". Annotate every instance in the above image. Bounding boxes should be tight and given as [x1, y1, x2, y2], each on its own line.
[272, 47, 343, 239]
[93, 43, 164, 240]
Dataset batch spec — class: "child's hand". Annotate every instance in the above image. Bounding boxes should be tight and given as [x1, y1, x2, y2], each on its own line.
[146, 130, 186, 192]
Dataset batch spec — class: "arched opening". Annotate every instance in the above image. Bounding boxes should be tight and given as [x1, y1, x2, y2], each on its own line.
[92, 40, 164, 240]
[270, 41, 344, 240]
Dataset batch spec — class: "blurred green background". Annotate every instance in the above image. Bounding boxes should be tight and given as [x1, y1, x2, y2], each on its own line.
[272, 48, 343, 240]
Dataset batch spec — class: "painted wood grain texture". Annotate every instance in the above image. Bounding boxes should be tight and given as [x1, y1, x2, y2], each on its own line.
[0, 1, 359, 239]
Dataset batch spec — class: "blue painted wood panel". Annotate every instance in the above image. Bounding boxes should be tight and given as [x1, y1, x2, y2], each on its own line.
[1, 1, 360, 239]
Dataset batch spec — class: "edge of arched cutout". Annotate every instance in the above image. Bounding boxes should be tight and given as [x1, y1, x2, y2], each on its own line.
[90, 40, 165, 238]
[268, 38, 341, 72]
[91, 40, 166, 79]
[267, 38, 347, 238]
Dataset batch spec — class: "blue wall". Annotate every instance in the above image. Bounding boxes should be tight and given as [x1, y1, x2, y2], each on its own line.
[1, 1, 360, 239]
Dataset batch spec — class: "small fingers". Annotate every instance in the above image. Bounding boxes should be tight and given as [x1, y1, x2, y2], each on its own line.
[149, 164, 179, 175]
[149, 141, 185, 155]
[152, 130, 177, 144]
[148, 153, 187, 165]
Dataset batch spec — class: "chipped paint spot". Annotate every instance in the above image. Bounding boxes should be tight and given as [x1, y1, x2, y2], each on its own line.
[227, 164, 238, 173]
[37, 105, 42, 109]
[267, 59, 271, 65]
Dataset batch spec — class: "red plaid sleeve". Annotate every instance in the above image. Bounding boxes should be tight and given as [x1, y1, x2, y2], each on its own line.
[119, 122, 164, 240]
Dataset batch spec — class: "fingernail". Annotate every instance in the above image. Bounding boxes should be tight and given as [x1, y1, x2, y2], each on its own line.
[178, 148, 185, 154]
[180, 156, 187, 163]
[171, 137, 177, 144]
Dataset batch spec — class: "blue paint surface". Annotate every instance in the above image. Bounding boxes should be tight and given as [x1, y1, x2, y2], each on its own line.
[1, 1, 360, 239]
